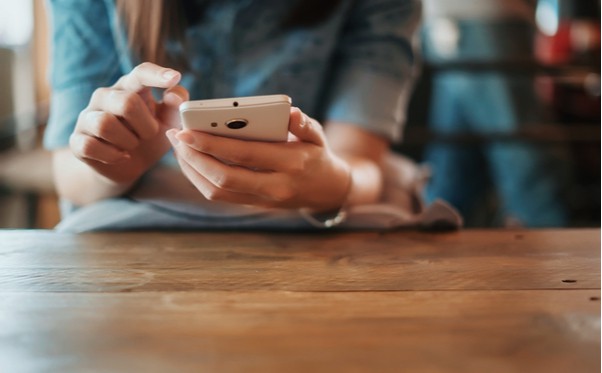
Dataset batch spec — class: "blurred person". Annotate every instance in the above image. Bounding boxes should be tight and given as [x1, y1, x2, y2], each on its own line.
[421, 0, 568, 227]
[44, 0, 423, 231]
[534, 0, 601, 226]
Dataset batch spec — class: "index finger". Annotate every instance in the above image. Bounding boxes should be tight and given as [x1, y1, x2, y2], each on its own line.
[113, 62, 181, 92]
[173, 129, 312, 172]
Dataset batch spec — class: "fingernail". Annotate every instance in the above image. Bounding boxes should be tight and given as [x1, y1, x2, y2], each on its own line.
[162, 69, 179, 81]
[175, 132, 194, 145]
[300, 114, 308, 128]
[166, 129, 179, 145]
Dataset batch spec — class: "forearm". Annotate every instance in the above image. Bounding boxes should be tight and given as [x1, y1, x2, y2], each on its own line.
[52, 149, 137, 206]
[340, 154, 384, 207]
[325, 122, 389, 208]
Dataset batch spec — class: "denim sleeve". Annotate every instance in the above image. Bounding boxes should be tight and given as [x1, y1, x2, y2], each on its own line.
[323, 0, 421, 142]
[44, 0, 122, 150]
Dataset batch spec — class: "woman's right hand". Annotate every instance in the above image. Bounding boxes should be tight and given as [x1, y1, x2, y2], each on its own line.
[70, 62, 189, 186]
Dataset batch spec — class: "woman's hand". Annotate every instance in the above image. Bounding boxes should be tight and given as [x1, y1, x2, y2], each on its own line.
[166, 108, 352, 211]
[69, 62, 189, 186]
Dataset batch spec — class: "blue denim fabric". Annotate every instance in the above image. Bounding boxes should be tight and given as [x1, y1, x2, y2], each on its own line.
[55, 198, 318, 232]
[422, 20, 568, 227]
[44, 0, 421, 149]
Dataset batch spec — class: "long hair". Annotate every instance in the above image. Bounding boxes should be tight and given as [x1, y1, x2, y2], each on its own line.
[116, 0, 189, 68]
[116, 0, 342, 69]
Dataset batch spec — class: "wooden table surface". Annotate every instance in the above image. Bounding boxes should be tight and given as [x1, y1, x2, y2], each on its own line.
[0, 229, 599, 373]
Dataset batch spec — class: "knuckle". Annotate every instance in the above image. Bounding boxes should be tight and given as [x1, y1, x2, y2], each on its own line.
[194, 138, 210, 152]
[270, 184, 295, 202]
[90, 87, 109, 103]
[114, 76, 127, 88]
[94, 114, 114, 138]
[132, 63, 148, 75]
[139, 62, 153, 70]
[76, 110, 88, 127]
[229, 151, 251, 166]
[119, 93, 141, 117]
[139, 126, 158, 141]
[123, 136, 140, 150]
[77, 137, 97, 157]
[289, 153, 308, 173]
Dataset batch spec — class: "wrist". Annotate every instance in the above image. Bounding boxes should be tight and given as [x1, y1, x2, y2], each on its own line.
[299, 161, 352, 228]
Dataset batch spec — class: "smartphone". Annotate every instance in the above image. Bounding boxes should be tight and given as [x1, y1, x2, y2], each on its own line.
[179, 94, 291, 142]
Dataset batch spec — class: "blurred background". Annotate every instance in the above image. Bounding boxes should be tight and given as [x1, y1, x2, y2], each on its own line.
[0, 0, 599, 229]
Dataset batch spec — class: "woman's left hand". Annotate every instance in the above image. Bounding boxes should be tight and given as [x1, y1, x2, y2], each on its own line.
[166, 107, 351, 210]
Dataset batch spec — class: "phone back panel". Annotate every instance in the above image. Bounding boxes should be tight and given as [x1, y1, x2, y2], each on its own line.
[180, 96, 291, 142]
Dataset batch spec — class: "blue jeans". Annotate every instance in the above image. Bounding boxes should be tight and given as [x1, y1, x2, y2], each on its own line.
[422, 20, 568, 226]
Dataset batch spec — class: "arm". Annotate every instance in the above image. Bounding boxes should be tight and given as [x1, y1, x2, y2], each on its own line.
[316, 0, 422, 208]
[52, 149, 132, 205]
[324, 121, 389, 207]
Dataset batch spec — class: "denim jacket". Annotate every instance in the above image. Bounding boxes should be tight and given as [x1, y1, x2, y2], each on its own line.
[44, 0, 421, 150]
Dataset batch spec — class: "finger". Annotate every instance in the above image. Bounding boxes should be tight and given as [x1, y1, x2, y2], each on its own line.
[157, 85, 190, 129]
[164, 85, 190, 105]
[89, 88, 159, 140]
[288, 107, 326, 146]
[113, 62, 181, 92]
[137, 87, 157, 116]
[174, 129, 307, 172]
[167, 132, 295, 202]
[80, 111, 140, 151]
[174, 149, 268, 205]
[173, 135, 265, 193]
[70, 133, 130, 164]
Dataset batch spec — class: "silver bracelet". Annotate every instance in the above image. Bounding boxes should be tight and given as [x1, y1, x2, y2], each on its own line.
[299, 164, 352, 229]
[299, 207, 349, 228]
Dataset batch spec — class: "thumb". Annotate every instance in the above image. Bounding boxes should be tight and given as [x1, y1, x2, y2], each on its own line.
[288, 107, 326, 146]
[158, 85, 190, 129]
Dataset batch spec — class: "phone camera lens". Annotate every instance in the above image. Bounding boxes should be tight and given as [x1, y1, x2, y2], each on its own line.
[226, 119, 248, 129]
[233, 101, 239, 107]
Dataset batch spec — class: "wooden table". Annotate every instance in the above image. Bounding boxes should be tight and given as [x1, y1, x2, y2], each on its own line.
[0, 229, 599, 372]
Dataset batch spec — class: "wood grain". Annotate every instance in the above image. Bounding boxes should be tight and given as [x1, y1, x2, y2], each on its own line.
[0, 229, 598, 292]
[0, 229, 599, 373]
[0, 290, 598, 373]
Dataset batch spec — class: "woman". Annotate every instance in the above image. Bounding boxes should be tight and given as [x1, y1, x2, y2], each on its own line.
[45, 0, 423, 231]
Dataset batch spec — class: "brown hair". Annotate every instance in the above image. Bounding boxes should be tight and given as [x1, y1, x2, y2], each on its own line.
[116, 0, 190, 68]
[116, 0, 342, 69]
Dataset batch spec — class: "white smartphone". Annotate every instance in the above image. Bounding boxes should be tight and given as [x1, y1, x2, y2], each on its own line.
[179, 94, 291, 142]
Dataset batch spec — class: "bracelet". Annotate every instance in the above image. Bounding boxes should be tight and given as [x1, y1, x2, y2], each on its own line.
[299, 206, 348, 228]
[299, 164, 352, 229]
